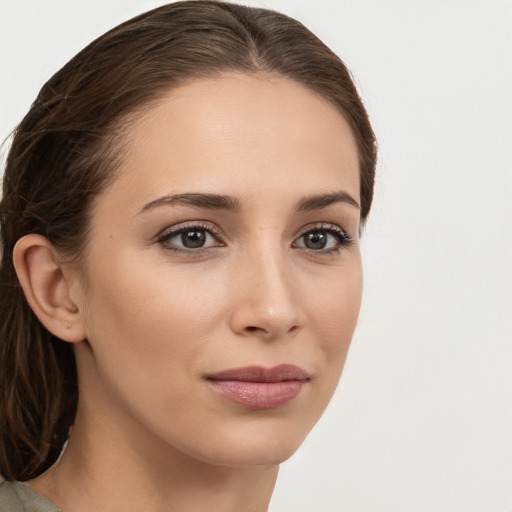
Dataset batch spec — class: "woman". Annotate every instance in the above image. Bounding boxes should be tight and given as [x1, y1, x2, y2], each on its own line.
[0, 1, 376, 510]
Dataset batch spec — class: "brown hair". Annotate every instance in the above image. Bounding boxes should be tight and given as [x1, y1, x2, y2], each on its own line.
[0, 0, 376, 481]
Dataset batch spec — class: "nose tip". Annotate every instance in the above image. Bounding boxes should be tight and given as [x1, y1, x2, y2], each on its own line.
[240, 307, 301, 338]
[229, 257, 305, 340]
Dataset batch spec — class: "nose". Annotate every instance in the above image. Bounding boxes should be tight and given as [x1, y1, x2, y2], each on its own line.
[228, 246, 305, 340]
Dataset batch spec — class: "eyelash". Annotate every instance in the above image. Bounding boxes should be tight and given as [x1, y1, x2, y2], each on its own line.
[156, 222, 353, 255]
[156, 222, 224, 254]
[293, 223, 354, 255]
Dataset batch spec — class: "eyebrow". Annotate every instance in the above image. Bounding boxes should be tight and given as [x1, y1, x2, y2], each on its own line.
[139, 193, 242, 214]
[138, 190, 360, 215]
[296, 191, 360, 211]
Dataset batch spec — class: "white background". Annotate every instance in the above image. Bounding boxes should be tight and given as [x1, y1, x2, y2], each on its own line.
[1, 1, 511, 511]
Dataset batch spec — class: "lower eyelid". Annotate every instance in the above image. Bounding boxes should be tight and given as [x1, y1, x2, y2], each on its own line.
[156, 223, 352, 252]
[156, 223, 226, 252]
[292, 235, 347, 253]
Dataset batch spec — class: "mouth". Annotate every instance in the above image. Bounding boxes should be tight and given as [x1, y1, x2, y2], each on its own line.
[205, 365, 310, 410]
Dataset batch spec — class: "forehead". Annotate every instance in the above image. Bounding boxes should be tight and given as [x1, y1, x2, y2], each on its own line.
[101, 72, 360, 212]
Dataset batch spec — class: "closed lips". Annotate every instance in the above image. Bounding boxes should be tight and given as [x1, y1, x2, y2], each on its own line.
[205, 365, 309, 409]
[205, 364, 310, 383]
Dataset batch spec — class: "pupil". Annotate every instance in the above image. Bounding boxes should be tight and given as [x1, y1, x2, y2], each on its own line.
[181, 230, 206, 248]
[305, 231, 327, 249]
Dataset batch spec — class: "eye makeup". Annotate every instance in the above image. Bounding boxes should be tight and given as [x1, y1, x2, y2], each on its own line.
[294, 222, 353, 254]
[156, 221, 226, 254]
[155, 219, 353, 258]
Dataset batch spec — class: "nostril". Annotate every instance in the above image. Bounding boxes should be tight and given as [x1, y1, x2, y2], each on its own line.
[244, 324, 299, 335]
[245, 326, 262, 333]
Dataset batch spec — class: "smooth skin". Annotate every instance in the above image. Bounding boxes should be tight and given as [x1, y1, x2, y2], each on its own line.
[14, 73, 362, 512]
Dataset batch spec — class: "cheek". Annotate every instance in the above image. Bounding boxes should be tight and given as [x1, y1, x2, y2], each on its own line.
[79, 250, 234, 385]
[307, 260, 363, 378]
[77, 259, 217, 431]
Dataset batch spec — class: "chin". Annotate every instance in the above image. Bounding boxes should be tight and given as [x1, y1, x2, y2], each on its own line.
[172, 415, 314, 469]
[194, 440, 303, 468]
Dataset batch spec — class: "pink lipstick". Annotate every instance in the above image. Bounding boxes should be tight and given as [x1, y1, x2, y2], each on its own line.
[206, 365, 309, 409]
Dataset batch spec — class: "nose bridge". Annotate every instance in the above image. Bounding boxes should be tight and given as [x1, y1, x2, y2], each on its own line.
[229, 234, 304, 338]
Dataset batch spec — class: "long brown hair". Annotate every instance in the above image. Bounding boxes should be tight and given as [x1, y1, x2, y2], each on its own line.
[0, 0, 376, 481]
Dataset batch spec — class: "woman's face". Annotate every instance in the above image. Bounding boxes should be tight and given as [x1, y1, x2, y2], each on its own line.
[71, 73, 362, 467]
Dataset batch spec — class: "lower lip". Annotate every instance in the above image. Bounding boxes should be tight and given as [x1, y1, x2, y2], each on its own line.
[207, 380, 305, 409]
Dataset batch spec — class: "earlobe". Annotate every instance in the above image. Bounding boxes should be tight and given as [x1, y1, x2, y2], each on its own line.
[13, 234, 86, 343]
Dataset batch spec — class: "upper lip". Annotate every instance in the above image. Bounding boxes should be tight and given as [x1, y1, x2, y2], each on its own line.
[206, 364, 310, 383]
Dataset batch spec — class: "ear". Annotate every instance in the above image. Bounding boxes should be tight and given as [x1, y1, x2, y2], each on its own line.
[13, 234, 86, 343]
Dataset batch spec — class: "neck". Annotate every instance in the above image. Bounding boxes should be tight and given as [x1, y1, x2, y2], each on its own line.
[28, 403, 279, 512]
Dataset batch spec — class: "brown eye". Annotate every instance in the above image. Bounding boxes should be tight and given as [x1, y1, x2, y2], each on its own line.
[180, 229, 207, 248]
[158, 225, 220, 251]
[303, 231, 328, 250]
[294, 225, 351, 252]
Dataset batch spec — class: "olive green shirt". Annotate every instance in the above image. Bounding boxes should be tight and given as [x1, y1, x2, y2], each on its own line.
[0, 481, 61, 512]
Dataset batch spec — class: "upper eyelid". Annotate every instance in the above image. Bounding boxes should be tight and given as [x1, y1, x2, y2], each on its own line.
[294, 223, 354, 248]
[156, 223, 224, 252]
[157, 221, 223, 239]
[295, 222, 349, 238]
[155, 221, 352, 246]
